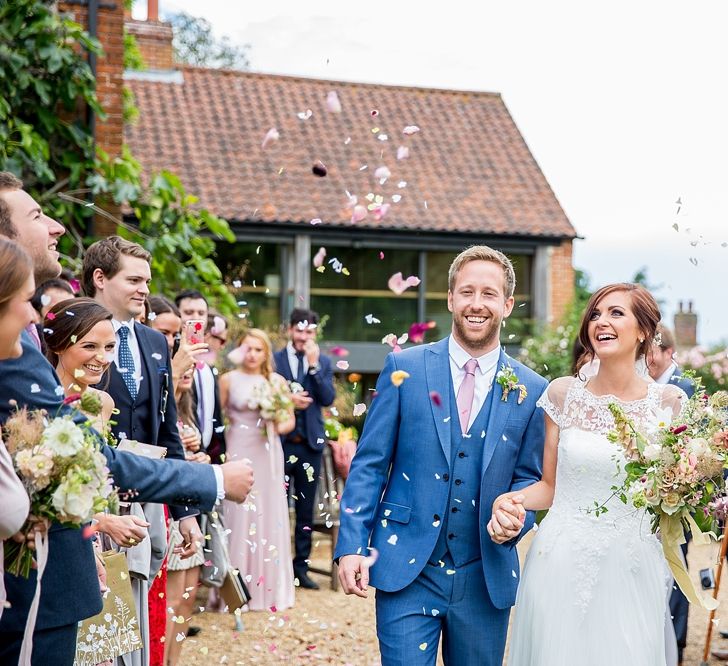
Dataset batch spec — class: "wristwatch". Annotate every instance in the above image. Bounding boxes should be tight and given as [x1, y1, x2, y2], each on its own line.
[308, 363, 321, 375]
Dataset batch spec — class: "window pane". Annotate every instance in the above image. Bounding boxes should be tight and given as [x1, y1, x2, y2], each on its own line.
[216, 242, 282, 329]
[310, 246, 419, 341]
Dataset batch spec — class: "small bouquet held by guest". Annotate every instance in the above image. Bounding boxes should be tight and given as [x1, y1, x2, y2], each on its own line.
[249, 377, 294, 426]
[3, 392, 117, 577]
[604, 375, 728, 608]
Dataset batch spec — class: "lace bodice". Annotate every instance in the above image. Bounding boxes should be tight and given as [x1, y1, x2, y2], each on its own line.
[531, 377, 687, 613]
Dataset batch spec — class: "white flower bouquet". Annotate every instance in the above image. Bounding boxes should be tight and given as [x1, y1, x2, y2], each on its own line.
[248, 379, 293, 425]
[3, 394, 117, 577]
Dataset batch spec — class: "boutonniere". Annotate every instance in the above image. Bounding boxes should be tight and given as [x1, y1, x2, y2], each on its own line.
[495, 363, 528, 405]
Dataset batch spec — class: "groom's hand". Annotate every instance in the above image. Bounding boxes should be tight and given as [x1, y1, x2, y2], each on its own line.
[488, 495, 526, 544]
[339, 554, 369, 598]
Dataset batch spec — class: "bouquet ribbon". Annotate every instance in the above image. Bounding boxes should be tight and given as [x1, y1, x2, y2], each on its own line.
[19, 530, 49, 664]
[660, 512, 718, 610]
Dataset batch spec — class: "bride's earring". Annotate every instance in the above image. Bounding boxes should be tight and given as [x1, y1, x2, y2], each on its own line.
[638, 337, 644, 344]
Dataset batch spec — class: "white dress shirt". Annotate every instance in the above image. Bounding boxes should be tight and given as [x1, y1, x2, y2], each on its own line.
[195, 363, 216, 449]
[286, 341, 309, 379]
[448, 337, 501, 431]
[655, 361, 678, 386]
[112, 318, 142, 392]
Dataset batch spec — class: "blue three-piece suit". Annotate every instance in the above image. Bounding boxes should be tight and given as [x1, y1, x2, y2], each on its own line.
[335, 336, 547, 665]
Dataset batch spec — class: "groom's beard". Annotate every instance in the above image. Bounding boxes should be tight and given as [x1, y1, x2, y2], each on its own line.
[452, 311, 501, 351]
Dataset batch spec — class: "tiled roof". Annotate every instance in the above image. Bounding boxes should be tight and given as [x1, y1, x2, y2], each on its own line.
[124, 68, 576, 239]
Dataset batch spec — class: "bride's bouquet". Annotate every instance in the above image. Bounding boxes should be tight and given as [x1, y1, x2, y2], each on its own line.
[3, 393, 117, 577]
[606, 376, 728, 608]
[248, 378, 293, 425]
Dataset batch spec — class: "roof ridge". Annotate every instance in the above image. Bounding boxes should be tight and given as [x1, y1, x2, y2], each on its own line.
[178, 65, 503, 98]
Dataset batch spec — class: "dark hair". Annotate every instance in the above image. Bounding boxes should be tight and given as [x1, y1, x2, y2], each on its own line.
[81, 236, 151, 298]
[175, 289, 207, 307]
[577, 283, 661, 371]
[289, 307, 319, 327]
[0, 171, 23, 238]
[0, 238, 33, 313]
[570, 336, 586, 377]
[44, 297, 114, 369]
[206, 311, 228, 334]
[147, 295, 180, 319]
[31, 278, 74, 314]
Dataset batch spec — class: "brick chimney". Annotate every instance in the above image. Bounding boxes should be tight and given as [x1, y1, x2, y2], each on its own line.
[673, 300, 698, 349]
[125, 0, 175, 71]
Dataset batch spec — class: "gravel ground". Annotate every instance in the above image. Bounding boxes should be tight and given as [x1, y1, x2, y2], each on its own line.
[180, 534, 728, 665]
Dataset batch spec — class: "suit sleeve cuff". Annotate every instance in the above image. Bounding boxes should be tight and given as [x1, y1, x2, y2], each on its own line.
[212, 465, 225, 503]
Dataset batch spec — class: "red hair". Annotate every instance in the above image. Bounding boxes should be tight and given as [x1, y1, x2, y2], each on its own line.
[577, 283, 661, 370]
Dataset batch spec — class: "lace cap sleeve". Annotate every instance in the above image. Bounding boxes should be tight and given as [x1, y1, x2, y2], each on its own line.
[536, 376, 575, 427]
[659, 382, 688, 420]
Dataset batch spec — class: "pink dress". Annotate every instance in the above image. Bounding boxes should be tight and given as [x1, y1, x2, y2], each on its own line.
[222, 371, 294, 611]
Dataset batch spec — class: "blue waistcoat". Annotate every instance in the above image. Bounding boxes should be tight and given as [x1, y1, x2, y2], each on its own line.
[429, 380, 497, 566]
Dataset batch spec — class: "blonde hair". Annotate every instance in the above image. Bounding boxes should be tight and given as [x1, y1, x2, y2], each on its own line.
[237, 328, 274, 379]
[447, 245, 516, 299]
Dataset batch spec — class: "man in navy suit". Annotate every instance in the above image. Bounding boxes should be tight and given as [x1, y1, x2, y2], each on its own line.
[273, 308, 336, 589]
[82, 236, 203, 555]
[649, 323, 694, 666]
[0, 172, 254, 665]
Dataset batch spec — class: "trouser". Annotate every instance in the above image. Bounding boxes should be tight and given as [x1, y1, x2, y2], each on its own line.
[283, 440, 322, 574]
[670, 540, 690, 660]
[375, 554, 509, 666]
[0, 622, 78, 665]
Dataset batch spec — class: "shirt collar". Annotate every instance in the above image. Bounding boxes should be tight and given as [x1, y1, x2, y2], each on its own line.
[656, 361, 678, 385]
[448, 335, 501, 374]
[112, 318, 137, 335]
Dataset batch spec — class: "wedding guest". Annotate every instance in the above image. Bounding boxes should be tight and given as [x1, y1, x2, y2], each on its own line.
[31, 277, 74, 321]
[649, 323, 695, 666]
[0, 238, 33, 621]
[0, 171, 253, 665]
[274, 308, 336, 590]
[220, 329, 296, 610]
[164, 367, 208, 666]
[175, 290, 226, 462]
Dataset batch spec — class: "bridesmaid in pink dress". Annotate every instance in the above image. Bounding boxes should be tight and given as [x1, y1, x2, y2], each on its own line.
[219, 328, 296, 611]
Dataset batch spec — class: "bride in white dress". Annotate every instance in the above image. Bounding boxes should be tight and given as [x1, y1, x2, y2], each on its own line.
[490, 283, 686, 665]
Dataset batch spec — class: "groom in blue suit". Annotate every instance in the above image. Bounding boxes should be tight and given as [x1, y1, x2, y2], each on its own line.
[335, 246, 547, 665]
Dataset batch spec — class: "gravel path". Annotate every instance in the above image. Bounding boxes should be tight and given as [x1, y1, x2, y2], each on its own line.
[180, 534, 728, 665]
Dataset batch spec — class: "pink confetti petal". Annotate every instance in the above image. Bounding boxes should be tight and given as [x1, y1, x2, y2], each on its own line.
[329, 346, 349, 357]
[227, 344, 248, 366]
[351, 205, 368, 224]
[374, 165, 391, 181]
[379, 251, 385, 259]
[261, 127, 279, 149]
[403, 125, 420, 135]
[326, 91, 342, 113]
[374, 203, 391, 221]
[408, 320, 436, 343]
[388, 272, 421, 295]
[396, 145, 410, 160]
[313, 246, 327, 268]
[46, 311, 56, 320]
[336, 360, 350, 370]
[68, 278, 81, 294]
[429, 391, 442, 407]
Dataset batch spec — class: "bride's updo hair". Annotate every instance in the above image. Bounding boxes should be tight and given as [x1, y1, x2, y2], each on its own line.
[576, 283, 661, 370]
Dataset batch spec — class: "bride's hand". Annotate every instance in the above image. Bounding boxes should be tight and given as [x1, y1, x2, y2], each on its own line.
[487, 494, 525, 544]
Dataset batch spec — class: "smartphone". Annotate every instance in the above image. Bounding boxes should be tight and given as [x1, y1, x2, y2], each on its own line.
[184, 319, 205, 345]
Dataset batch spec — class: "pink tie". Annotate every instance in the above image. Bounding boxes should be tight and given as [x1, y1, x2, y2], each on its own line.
[457, 358, 478, 434]
[25, 324, 42, 351]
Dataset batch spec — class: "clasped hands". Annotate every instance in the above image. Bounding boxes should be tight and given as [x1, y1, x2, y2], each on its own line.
[486, 493, 526, 544]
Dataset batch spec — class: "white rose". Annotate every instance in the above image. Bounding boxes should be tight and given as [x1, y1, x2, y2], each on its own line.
[42, 418, 85, 457]
[52, 477, 94, 523]
[687, 437, 709, 457]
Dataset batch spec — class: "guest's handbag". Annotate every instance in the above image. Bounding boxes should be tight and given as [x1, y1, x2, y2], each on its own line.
[199, 511, 252, 611]
[73, 549, 142, 666]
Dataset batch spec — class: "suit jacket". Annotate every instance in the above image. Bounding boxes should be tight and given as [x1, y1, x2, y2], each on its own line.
[105, 322, 192, 520]
[667, 365, 695, 399]
[0, 333, 218, 632]
[192, 364, 227, 464]
[273, 348, 336, 452]
[333, 337, 547, 609]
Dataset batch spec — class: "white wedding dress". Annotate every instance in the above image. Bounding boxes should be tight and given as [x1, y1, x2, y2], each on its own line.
[507, 376, 686, 666]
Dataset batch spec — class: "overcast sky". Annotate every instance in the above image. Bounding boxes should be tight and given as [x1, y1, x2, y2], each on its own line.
[145, 0, 728, 345]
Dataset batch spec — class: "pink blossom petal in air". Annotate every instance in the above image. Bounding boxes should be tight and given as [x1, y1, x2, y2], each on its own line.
[326, 91, 342, 113]
[227, 344, 249, 366]
[374, 204, 390, 221]
[403, 125, 420, 135]
[351, 205, 368, 224]
[313, 247, 327, 268]
[374, 166, 391, 182]
[388, 272, 421, 295]
[329, 346, 349, 357]
[261, 127, 279, 149]
[336, 360, 350, 370]
[397, 146, 410, 160]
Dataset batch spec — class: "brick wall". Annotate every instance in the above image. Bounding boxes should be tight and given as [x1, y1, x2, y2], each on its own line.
[125, 19, 174, 70]
[549, 239, 574, 323]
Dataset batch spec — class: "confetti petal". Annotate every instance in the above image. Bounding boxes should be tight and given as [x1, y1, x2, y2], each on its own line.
[336, 360, 350, 370]
[388, 272, 421, 295]
[351, 205, 368, 224]
[313, 246, 327, 268]
[326, 90, 342, 113]
[353, 402, 366, 417]
[390, 370, 410, 387]
[396, 145, 410, 160]
[403, 125, 420, 135]
[261, 127, 279, 149]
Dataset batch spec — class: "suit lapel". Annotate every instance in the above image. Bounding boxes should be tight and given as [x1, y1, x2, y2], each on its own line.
[425, 337, 452, 463]
[135, 323, 159, 416]
[107, 362, 133, 407]
[481, 349, 515, 475]
[277, 350, 294, 381]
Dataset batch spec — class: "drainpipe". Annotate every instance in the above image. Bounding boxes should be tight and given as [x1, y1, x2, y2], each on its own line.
[86, 0, 99, 236]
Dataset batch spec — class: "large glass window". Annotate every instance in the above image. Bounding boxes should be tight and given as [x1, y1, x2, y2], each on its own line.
[425, 250, 533, 343]
[215, 242, 282, 329]
[310, 247, 419, 342]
